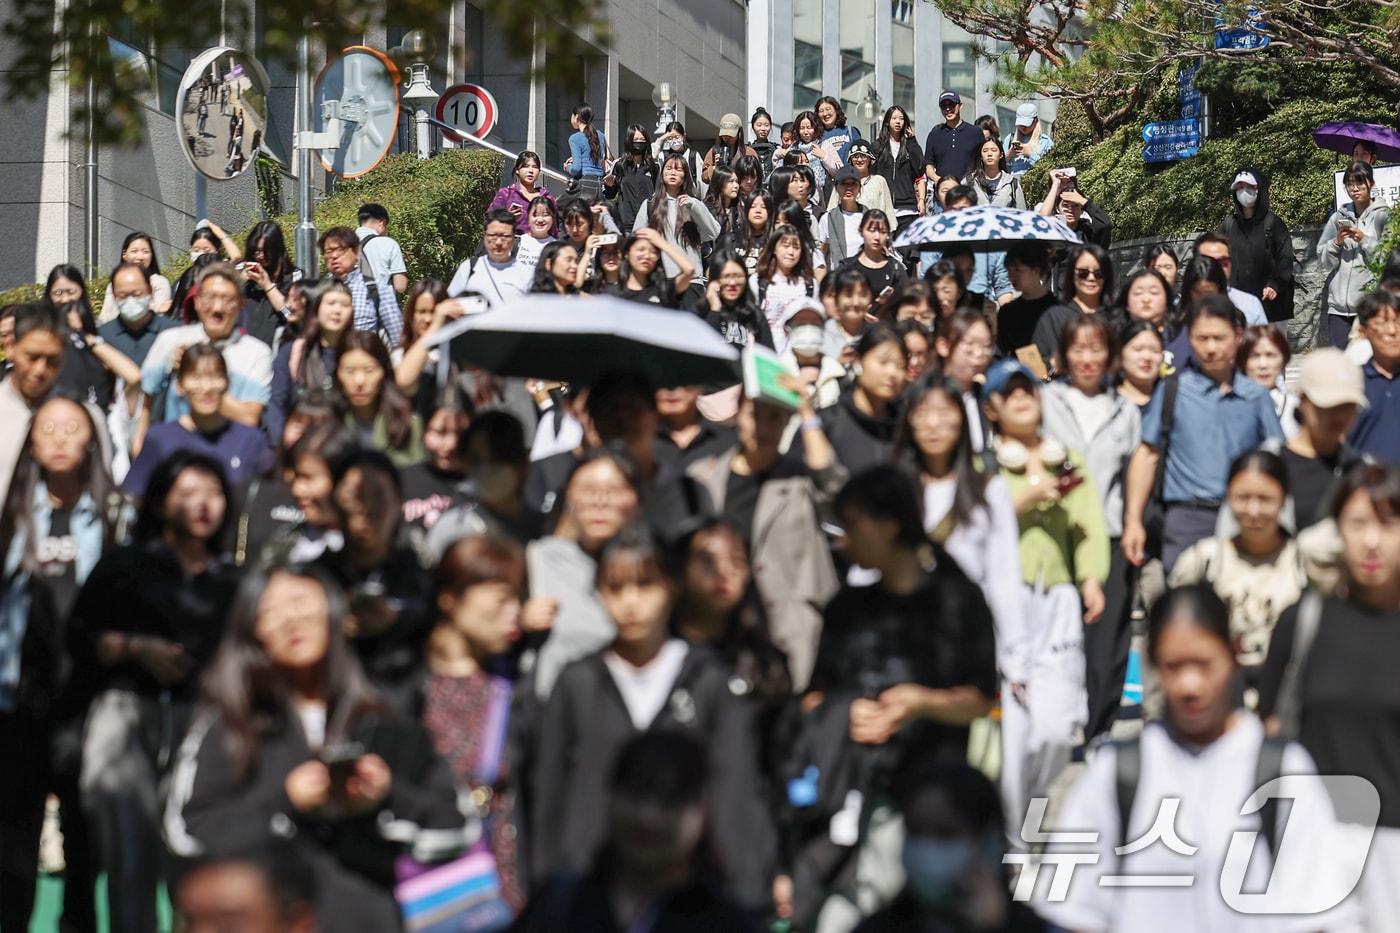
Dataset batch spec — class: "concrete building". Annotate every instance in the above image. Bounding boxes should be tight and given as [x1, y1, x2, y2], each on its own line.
[746, 0, 1051, 149]
[0, 0, 747, 291]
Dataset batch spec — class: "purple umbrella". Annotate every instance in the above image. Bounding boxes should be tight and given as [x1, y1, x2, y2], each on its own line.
[1312, 121, 1400, 162]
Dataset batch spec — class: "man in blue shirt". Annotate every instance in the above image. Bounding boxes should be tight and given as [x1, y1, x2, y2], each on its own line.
[919, 185, 1013, 302]
[1122, 294, 1284, 570]
[1350, 290, 1400, 466]
[923, 91, 983, 195]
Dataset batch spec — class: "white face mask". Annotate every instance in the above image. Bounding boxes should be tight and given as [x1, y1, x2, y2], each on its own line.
[1236, 188, 1258, 208]
[118, 295, 152, 322]
[787, 324, 825, 357]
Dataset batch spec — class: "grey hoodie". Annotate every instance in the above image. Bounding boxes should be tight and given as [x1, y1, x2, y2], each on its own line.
[1040, 381, 1141, 538]
[1317, 200, 1390, 316]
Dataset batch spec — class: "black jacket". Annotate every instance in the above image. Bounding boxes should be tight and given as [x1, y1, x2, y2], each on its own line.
[751, 139, 778, 181]
[876, 136, 926, 214]
[1219, 166, 1296, 322]
[606, 160, 658, 231]
[820, 388, 902, 475]
[167, 707, 469, 932]
[511, 866, 760, 932]
[528, 644, 776, 911]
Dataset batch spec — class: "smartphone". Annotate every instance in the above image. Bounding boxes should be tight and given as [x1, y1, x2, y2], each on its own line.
[1057, 465, 1084, 494]
[320, 742, 365, 785]
[1337, 218, 1356, 230]
[597, 233, 619, 246]
[1056, 166, 1078, 179]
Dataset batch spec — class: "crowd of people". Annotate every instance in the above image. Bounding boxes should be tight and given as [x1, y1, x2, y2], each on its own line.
[0, 90, 1397, 933]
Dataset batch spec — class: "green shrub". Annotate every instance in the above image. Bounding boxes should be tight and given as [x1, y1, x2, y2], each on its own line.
[279, 148, 505, 283]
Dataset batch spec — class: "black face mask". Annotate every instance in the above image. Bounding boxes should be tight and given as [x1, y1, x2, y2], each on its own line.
[630, 141, 648, 154]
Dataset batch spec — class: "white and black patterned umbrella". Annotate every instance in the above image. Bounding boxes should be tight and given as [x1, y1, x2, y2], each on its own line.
[426, 294, 740, 388]
[893, 206, 1081, 253]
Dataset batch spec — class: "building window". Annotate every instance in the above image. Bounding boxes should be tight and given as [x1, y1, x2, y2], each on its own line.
[893, 13, 915, 116]
[839, 0, 875, 121]
[793, 0, 822, 114]
[942, 24, 976, 101]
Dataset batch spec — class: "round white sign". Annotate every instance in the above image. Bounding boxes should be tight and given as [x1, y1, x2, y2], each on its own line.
[434, 84, 499, 142]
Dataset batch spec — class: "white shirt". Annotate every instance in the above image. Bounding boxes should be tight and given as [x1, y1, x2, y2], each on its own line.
[1228, 287, 1268, 328]
[603, 640, 689, 730]
[750, 273, 814, 355]
[1037, 716, 1363, 933]
[1064, 386, 1116, 444]
[514, 235, 555, 275]
[355, 225, 407, 280]
[447, 256, 527, 305]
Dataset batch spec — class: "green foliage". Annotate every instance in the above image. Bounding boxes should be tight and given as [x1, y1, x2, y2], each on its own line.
[0, 282, 50, 307]
[255, 153, 284, 220]
[279, 148, 503, 282]
[1022, 74, 1392, 241]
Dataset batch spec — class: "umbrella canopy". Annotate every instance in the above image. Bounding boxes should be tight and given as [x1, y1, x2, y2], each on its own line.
[426, 294, 741, 388]
[892, 205, 1081, 253]
[1312, 121, 1400, 162]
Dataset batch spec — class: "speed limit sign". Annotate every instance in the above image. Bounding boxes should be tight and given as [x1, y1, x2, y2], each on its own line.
[434, 84, 498, 142]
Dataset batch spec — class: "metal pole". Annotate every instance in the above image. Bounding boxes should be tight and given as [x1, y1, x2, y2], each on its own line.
[194, 173, 207, 223]
[84, 27, 99, 279]
[295, 34, 318, 277]
[415, 107, 431, 159]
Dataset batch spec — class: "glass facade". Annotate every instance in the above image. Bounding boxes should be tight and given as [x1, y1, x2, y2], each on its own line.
[941, 23, 976, 100]
[838, 0, 876, 118]
[892, 6, 915, 116]
[793, 0, 823, 113]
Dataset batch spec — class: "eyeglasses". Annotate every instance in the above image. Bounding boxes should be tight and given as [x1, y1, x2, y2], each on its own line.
[322, 245, 353, 259]
[1075, 267, 1105, 281]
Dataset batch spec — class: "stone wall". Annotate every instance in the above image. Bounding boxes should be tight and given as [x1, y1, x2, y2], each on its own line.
[1109, 227, 1328, 351]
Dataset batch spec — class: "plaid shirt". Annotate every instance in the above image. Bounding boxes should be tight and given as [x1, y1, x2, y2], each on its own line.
[347, 266, 403, 348]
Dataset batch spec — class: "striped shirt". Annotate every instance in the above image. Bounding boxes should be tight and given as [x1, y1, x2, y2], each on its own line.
[346, 266, 403, 348]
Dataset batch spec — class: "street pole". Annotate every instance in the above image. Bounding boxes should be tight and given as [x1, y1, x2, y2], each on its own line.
[84, 25, 99, 279]
[400, 62, 438, 160]
[294, 34, 318, 278]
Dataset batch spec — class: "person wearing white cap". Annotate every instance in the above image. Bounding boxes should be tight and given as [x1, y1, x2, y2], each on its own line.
[1219, 166, 1295, 325]
[779, 297, 845, 410]
[1281, 347, 1368, 530]
[702, 112, 757, 184]
[1003, 101, 1053, 176]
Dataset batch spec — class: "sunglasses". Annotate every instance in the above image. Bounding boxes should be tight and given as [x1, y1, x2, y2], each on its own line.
[940, 102, 959, 111]
[1075, 267, 1105, 281]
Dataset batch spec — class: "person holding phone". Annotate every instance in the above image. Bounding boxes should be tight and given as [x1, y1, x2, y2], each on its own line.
[1003, 103, 1053, 176]
[1318, 160, 1391, 350]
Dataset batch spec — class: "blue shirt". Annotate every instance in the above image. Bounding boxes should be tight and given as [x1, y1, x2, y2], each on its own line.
[1141, 362, 1284, 503]
[923, 120, 985, 182]
[99, 313, 177, 367]
[123, 420, 272, 499]
[568, 130, 605, 179]
[919, 248, 1012, 300]
[1350, 361, 1400, 466]
[820, 125, 861, 163]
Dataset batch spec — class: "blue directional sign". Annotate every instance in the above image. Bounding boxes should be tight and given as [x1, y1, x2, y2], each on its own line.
[1142, 119, 1201, 144]
[1144, 140, 1201, 163]
[1215, 6, 1270, 50]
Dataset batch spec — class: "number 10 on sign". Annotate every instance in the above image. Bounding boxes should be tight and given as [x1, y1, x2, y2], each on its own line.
[434, 84, 498, 142]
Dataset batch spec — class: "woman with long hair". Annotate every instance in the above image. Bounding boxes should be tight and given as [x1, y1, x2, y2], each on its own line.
[606, 228, 694, 307]
[752, 224, 818, 349]
[715, 189, 774, 277]
[528, 241, 581, 295]
[122, 343, 271, 499]
[733, 153, 765, 200]
[1115, 319, 1165, 410]
[267, 280, 353, 443]
[165, 563, 468, 930]
[71, 449, 237, 933]
[702, 113, 758, 184]
[785, 111, 841, 194]
[1040, 314, 1141, 742]
[605, 125, 658, 230]
[98, 231, 172, 320]
[815, 95, 860, 161]
[874, 105, 925, 234]
[578, 235, 625, 294]
[704, 250, 774, 350]
[632, 153, 720, 302]
[967, 136, 1024, 209]
[398, 389, 473, 553]
[489, 150, 557, 235]
[769, 165, 825, 231]
[1031, 243, 1116, 369]
[335, 331, 422, 467]
[932, 308, 996, 450]
[750, 107, 778, 179]
[1144, 243, 1181, 289]
[839, 209, 905, 308]
[238, 221, 299, 347]
[821, 325, 909, 473]
[897, 373, 1025, 721]
[394, 278, 459, 413]
[924, 259, 972, 324]
[703, 166, 742, 239]
[47, 262, 142, 413]
[567, 103, 609, 200]
[0, 396, 116, 933]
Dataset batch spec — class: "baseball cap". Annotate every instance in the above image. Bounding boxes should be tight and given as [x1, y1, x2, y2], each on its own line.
[981, 358, 1037, 400]
[1298, 348, 1368, 408]
[719, 113, 743, 135]
[848, 140, 874, 160]
[834, 165, 861, 185]
[938, 90, 961, 106]
[1015, 103, 1038, 126]
[1232, 170, 1259, 188]
[781, 297, 826, 328]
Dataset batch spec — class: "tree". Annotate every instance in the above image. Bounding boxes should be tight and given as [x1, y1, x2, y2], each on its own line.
[926, 0, 1400, 140]
[2, 0, 609, 145]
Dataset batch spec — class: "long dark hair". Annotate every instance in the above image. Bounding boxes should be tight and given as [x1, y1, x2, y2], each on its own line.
[511, 150, 542, 186]
[815, 96, 847, 130]
[402, 278, 450, 348]
[296, 280, 354, 391]
[768, 165, 818, 210]
[335, 330, 415, 451]
[1147, 584, 1233, 665]
[201, 563, 386, 780]
[530, 241, 577, 294]
[1058, 243, 1115, 306]
[1171, 257, 1232, 336]
[734, 190, 775, 253]
[876, 105, 914, 170]
[0, 395, 116, 577]
[755, 224, 815, 287]
[572, 103, 602, 164]
[896, 373, 991, 529]
[620, 232, 672, 295]
[45, 264, 97, 331]
[244, 221, 293, 285]
[619, 125, 656, 175]
[119, 231, 161, 276]
[704, 167, 739, 237]
[648, 154, 702, 251]
[134, 449, 234, 546]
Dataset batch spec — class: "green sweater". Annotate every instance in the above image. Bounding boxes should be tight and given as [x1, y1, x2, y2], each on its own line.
[345, 411, 424, 468]
[1000, 448, 1110, 588]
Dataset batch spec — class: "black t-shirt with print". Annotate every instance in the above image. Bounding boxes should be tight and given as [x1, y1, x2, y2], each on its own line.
[400, 464, 468, 535]
[1279, 446, 1356, 529]
[36, 505, 79, 623]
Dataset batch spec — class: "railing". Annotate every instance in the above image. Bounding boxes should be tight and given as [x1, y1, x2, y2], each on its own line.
[423, 116, 573, 185]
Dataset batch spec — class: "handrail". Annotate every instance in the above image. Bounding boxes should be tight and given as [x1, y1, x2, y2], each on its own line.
[423, 116, 573, 185]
